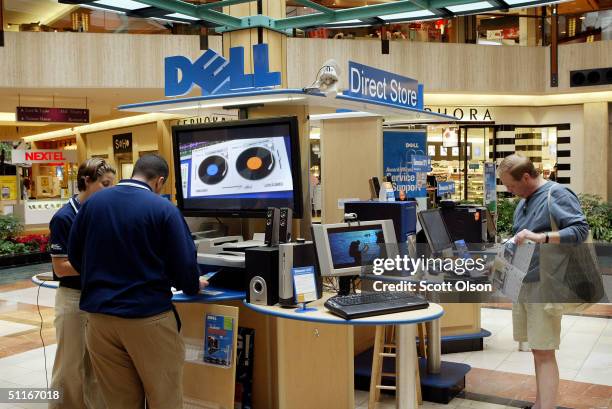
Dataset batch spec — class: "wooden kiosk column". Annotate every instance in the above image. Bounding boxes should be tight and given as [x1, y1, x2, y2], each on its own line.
[319, 117, 383, 223]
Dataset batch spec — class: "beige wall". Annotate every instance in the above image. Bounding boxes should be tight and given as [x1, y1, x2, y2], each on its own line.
[287, 38, 612, 94]
[1, 32, 609, 94]
[84, 122, 158, 168]
[0, 32, 221, 89]
[582, 102, 610, 197]
[547, 41, 612, 93]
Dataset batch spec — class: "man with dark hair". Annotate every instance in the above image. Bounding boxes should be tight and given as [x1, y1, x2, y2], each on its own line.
[498, 153, 589, 409]
[49, 157, 115, 409]
[68, 154, 201, 409]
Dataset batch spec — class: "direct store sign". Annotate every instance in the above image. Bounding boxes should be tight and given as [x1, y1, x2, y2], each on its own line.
[345, 61, 423, 110]
[11, 150, 77, 164]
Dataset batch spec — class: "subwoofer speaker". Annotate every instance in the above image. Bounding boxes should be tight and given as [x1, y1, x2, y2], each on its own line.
[245, 246, 279, 306]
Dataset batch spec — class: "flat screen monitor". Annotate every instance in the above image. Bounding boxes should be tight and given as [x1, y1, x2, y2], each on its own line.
[312, 220, 396, 277]
[417, 209, 453, 254]
[172, 117, 303, 218]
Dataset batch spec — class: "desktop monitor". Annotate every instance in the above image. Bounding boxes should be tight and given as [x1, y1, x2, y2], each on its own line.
[311, 220, 396, 277]
[172, 117, 303, 218]
[417, 209, 453, 254]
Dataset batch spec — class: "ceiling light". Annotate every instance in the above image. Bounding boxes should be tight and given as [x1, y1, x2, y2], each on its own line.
[326, 24, 371, 28]
[379, 10, 435, 21]
[165, 13, 199, 21]
[579, 16, 585, 19]
[330, 19, 363, 24]
[81, 4, 126, 14]
[505, 0, 567, 6]
[94, 0, 148, 10]
[447, 1, 492, 12]
[0, 112, 16, 121]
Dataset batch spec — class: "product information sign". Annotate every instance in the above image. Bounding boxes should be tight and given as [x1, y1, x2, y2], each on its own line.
[292, 266, 318, 303]
[411, 155, 431, 172]
[437, 181, 455, 196]
[484, 162, 497, 212]
[203, 314, 234, 368]
[383, 131, 427, 198]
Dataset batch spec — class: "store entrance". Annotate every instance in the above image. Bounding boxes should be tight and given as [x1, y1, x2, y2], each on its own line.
[427, 123, 494, 203]
[115, 153, 133, 180]
[458, 125, 494, 202]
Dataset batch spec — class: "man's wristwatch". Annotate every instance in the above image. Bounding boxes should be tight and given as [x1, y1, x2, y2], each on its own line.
[544, 233, 549, 243]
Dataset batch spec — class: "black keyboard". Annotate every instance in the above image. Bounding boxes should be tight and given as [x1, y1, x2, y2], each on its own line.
[324, 292, 429, 320]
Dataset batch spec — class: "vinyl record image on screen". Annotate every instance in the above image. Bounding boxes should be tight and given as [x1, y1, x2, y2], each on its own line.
[236, 147, 275, 180]
[198, 155, 228, 185]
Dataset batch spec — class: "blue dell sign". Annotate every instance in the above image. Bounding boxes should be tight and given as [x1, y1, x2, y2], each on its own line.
[345, 61, 423, 110]
[164, 43, 281, 97]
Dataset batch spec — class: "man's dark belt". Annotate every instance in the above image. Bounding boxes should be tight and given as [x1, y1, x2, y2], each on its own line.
[171, 304, 182, 332]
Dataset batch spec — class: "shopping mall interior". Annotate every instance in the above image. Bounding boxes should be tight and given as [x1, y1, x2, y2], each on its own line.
[0, 1, 610, 408]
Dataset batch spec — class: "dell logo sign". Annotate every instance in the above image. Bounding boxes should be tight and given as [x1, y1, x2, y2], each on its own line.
[164, 43, 281, 97]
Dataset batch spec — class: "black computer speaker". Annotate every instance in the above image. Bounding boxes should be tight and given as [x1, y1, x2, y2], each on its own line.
[264, 207, 280, 246]
[570, 67, 612, 87]
[279, 207, 292, 243]
[245, 246, 279, 306]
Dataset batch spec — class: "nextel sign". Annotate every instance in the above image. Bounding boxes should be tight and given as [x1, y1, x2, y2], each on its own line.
[12, 149, 77, 164]
[165, 44, 281, 97]
[345, 61, 423, 110]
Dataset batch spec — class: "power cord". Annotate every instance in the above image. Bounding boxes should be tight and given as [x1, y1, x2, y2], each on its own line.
[36, 280, 50, 389]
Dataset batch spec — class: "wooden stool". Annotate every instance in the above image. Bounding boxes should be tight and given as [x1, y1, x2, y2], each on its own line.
[368, 324, 426, 408]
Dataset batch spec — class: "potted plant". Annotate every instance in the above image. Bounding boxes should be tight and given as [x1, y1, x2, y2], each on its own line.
[0, 215, 51, 268]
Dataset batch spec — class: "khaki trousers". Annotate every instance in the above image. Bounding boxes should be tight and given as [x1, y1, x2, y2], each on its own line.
[85, 310, 185, 409]
[50, 286, 105, 409]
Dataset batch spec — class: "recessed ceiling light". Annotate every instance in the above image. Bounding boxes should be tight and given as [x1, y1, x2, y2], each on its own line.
[94, 0, 147, 10]
[166, 13, 199, 21]
[330, 19, 363, 24]
[447, 1, 493, 13]
[380, 10, 435, 21]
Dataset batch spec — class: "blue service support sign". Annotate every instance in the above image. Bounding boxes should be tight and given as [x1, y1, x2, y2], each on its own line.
[437, 181, 455, 196]
[383, 131, 427, 198]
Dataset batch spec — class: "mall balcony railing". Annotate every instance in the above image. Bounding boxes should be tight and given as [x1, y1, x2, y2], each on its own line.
[299, 8, 611, 47]
[3, 5, 609, 47]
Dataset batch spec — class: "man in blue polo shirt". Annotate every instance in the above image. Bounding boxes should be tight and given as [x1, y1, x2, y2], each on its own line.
[68, 154, 201, 409]
[49, 158, 115, 409]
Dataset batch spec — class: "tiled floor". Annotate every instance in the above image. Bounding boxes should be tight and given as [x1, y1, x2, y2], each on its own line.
[0, 265, 611, 409]
[442, 307, 612, 387]
[354, 390, 514, 409]
[0, 263, 52, 286]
